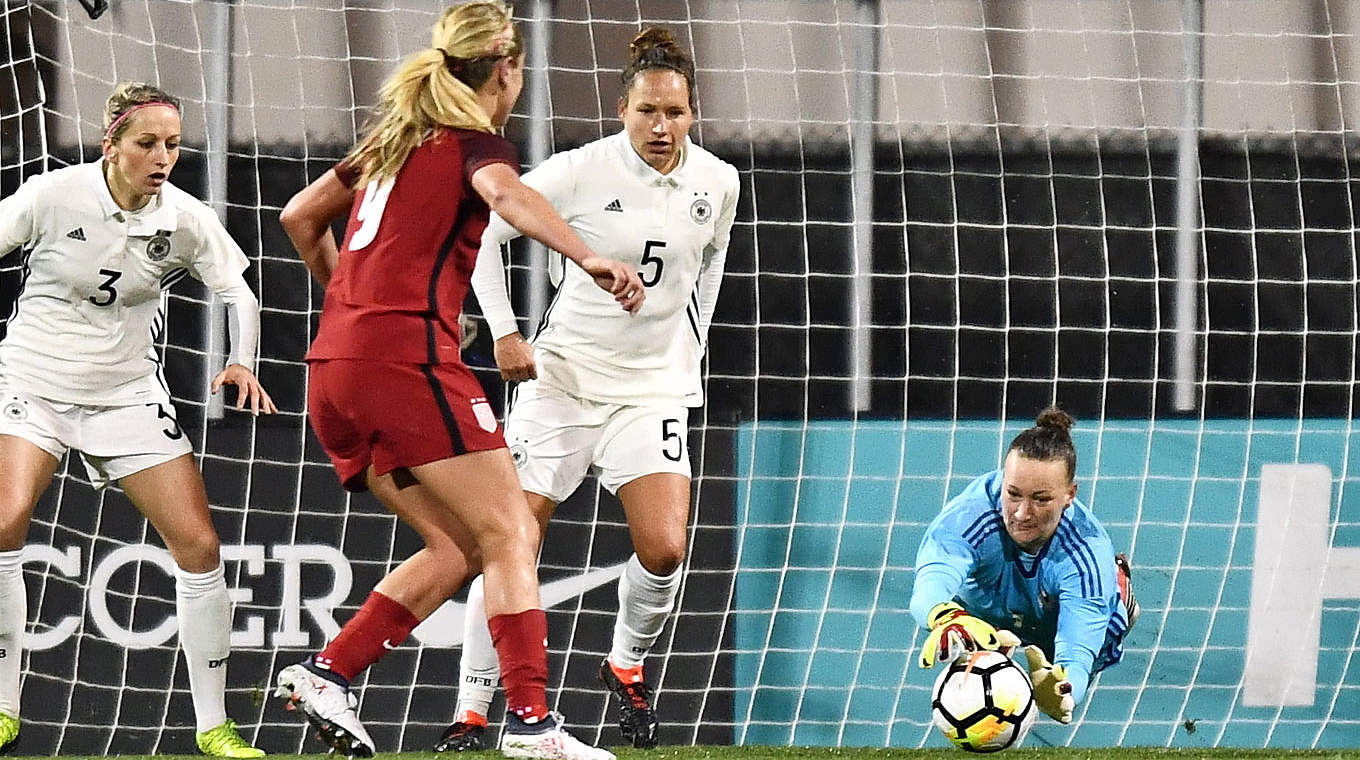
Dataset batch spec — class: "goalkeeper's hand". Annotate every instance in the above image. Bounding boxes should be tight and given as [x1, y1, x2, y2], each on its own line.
[1023, 645, 1074, 724]
[918, 602, 1020, 668]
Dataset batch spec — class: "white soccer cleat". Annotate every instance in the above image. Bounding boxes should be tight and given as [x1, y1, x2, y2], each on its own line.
[274, 663, 376, 758]
[500, 712, 615, 760]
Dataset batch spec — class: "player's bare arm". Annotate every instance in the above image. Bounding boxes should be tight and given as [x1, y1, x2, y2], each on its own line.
[280, 168, 353, 286]
[470, 162, 645, 313]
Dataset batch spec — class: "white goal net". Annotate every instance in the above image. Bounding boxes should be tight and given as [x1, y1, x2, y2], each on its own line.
[0, 0, 1357, 753]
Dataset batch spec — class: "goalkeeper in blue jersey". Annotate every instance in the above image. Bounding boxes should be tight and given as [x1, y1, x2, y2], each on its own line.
[910, 407, 1140, 724]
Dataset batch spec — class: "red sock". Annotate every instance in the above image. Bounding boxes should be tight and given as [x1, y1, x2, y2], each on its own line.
[488, 609, 550, 722]
[315, 591, 420, 682]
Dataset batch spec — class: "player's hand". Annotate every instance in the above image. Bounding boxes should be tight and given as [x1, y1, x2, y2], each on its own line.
[211, 364, 278, 415]
[918, 602, 1016, 668]
[1023, 645, 1074, 724]
[579, 255, 644, 314]
[494, 333, 537, 381]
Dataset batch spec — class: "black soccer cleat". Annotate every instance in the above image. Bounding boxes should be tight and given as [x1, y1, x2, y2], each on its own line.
[433, 718, 487, 752]
[598, 659, 659, 749]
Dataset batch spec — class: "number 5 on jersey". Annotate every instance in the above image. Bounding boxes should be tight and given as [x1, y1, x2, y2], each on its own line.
[662, 418, 683, 462]
[641, 240, 666, 287]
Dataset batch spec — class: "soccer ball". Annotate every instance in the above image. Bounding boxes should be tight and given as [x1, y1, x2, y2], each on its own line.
[931, 650, 1036, 752]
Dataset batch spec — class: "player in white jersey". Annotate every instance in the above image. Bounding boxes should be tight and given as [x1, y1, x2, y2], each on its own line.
[0, 83, 274, 758]
[446, 27, 739, 752]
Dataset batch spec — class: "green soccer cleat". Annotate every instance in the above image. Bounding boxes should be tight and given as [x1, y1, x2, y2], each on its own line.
[0, 712, 17, 755]
[196, 718, 265, 758]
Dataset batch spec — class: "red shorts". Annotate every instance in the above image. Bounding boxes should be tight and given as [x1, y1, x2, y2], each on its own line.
[307, 359, 506, 491]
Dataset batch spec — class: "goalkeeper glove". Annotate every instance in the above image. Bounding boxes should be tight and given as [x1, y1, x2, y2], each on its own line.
[1023, 645, 1074, 724]
[918, 602, 1020, 668]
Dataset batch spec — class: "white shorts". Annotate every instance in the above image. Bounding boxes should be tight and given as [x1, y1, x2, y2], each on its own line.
[504, 380, 690, 503]
[0, 385, 193, 489]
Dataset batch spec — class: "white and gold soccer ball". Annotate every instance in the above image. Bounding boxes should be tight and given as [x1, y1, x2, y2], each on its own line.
[931, 649, 1037, 752]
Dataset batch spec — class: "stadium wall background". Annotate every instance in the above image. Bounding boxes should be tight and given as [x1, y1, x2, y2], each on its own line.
[1, 135, 1354, 752]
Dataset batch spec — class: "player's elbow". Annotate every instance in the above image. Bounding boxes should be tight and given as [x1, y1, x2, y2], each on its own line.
[278, 194, 308, 237]
[482, 184, 520, 218]
[279, 195, 327, 250]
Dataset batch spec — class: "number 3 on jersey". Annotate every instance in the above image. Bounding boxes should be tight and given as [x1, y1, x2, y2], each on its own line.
[89, 268, 121, 307]
[640, 240, 666, 287]
[348, 177, 396, 251]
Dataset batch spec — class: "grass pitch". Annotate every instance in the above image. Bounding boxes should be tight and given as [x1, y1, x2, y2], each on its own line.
[8, 749, 1360, 760]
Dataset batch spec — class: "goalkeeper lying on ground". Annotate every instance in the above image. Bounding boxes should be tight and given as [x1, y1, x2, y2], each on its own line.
[909, 407, 1140, 724]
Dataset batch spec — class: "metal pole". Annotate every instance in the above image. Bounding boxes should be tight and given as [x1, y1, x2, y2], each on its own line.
[850, 0, 878, 412]
[204, 0, 232, 420]
[1173, 0, 1203, 412]
[525, 0, 553, 330]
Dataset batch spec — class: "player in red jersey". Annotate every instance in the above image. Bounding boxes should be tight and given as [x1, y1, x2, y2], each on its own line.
[273, 4, 642, 759]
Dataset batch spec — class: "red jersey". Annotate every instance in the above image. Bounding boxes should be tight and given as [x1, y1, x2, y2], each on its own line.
[306, 128, 519, 364]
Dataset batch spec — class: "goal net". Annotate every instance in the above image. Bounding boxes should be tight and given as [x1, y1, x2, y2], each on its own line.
[1, 0, 1356, 753]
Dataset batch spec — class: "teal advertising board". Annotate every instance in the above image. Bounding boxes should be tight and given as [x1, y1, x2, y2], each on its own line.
[733, 419, 1360, 748]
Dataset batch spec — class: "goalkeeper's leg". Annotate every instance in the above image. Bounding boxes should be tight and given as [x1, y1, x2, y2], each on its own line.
[1115, 553, 1140, 628]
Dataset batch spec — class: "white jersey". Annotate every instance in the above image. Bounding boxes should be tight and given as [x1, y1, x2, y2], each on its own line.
[0, 160, 259, 405]
[473, 131, 739, 406]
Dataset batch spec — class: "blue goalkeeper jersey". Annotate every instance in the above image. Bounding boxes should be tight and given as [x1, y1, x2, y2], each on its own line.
[909, 469, 1129, 704]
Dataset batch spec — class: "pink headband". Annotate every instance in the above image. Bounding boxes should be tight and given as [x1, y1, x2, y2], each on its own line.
[104, 101, 178, 141]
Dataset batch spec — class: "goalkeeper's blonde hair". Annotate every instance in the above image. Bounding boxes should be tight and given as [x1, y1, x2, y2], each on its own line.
[345, 1, 522, 186]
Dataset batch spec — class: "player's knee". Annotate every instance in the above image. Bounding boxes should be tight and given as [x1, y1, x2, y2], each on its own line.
[0, 487, 43, 547]
[474, 508, 536, 563]
[0, 509, 32, 550]
[426, 538, 482, 591]
[639, 541, 685, 577]
[168, 532, 221, 573]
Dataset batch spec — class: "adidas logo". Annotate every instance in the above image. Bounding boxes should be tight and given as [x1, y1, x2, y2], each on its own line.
[66, 227, 86, 241]
[603, 199, 623, 212]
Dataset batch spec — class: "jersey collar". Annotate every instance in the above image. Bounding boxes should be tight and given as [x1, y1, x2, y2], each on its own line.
[89, 158, 180, 235]
[613, 129, 691, 188]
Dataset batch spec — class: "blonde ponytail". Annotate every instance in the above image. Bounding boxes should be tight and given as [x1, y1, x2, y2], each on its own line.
[345, 1, 522, 186]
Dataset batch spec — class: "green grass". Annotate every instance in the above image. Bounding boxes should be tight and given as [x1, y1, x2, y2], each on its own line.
[9, 750, 1360, 760]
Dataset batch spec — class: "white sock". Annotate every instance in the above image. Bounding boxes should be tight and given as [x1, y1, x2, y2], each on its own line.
[456, 575, 498, 718]
[0, 550, 24, 717]
[175, 562, 230, 732]
[609, 554, 681, 670]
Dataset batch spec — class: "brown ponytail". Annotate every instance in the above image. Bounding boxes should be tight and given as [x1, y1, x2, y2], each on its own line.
[621, 26, 697, 110]
[1007, 406, 1077, 481]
